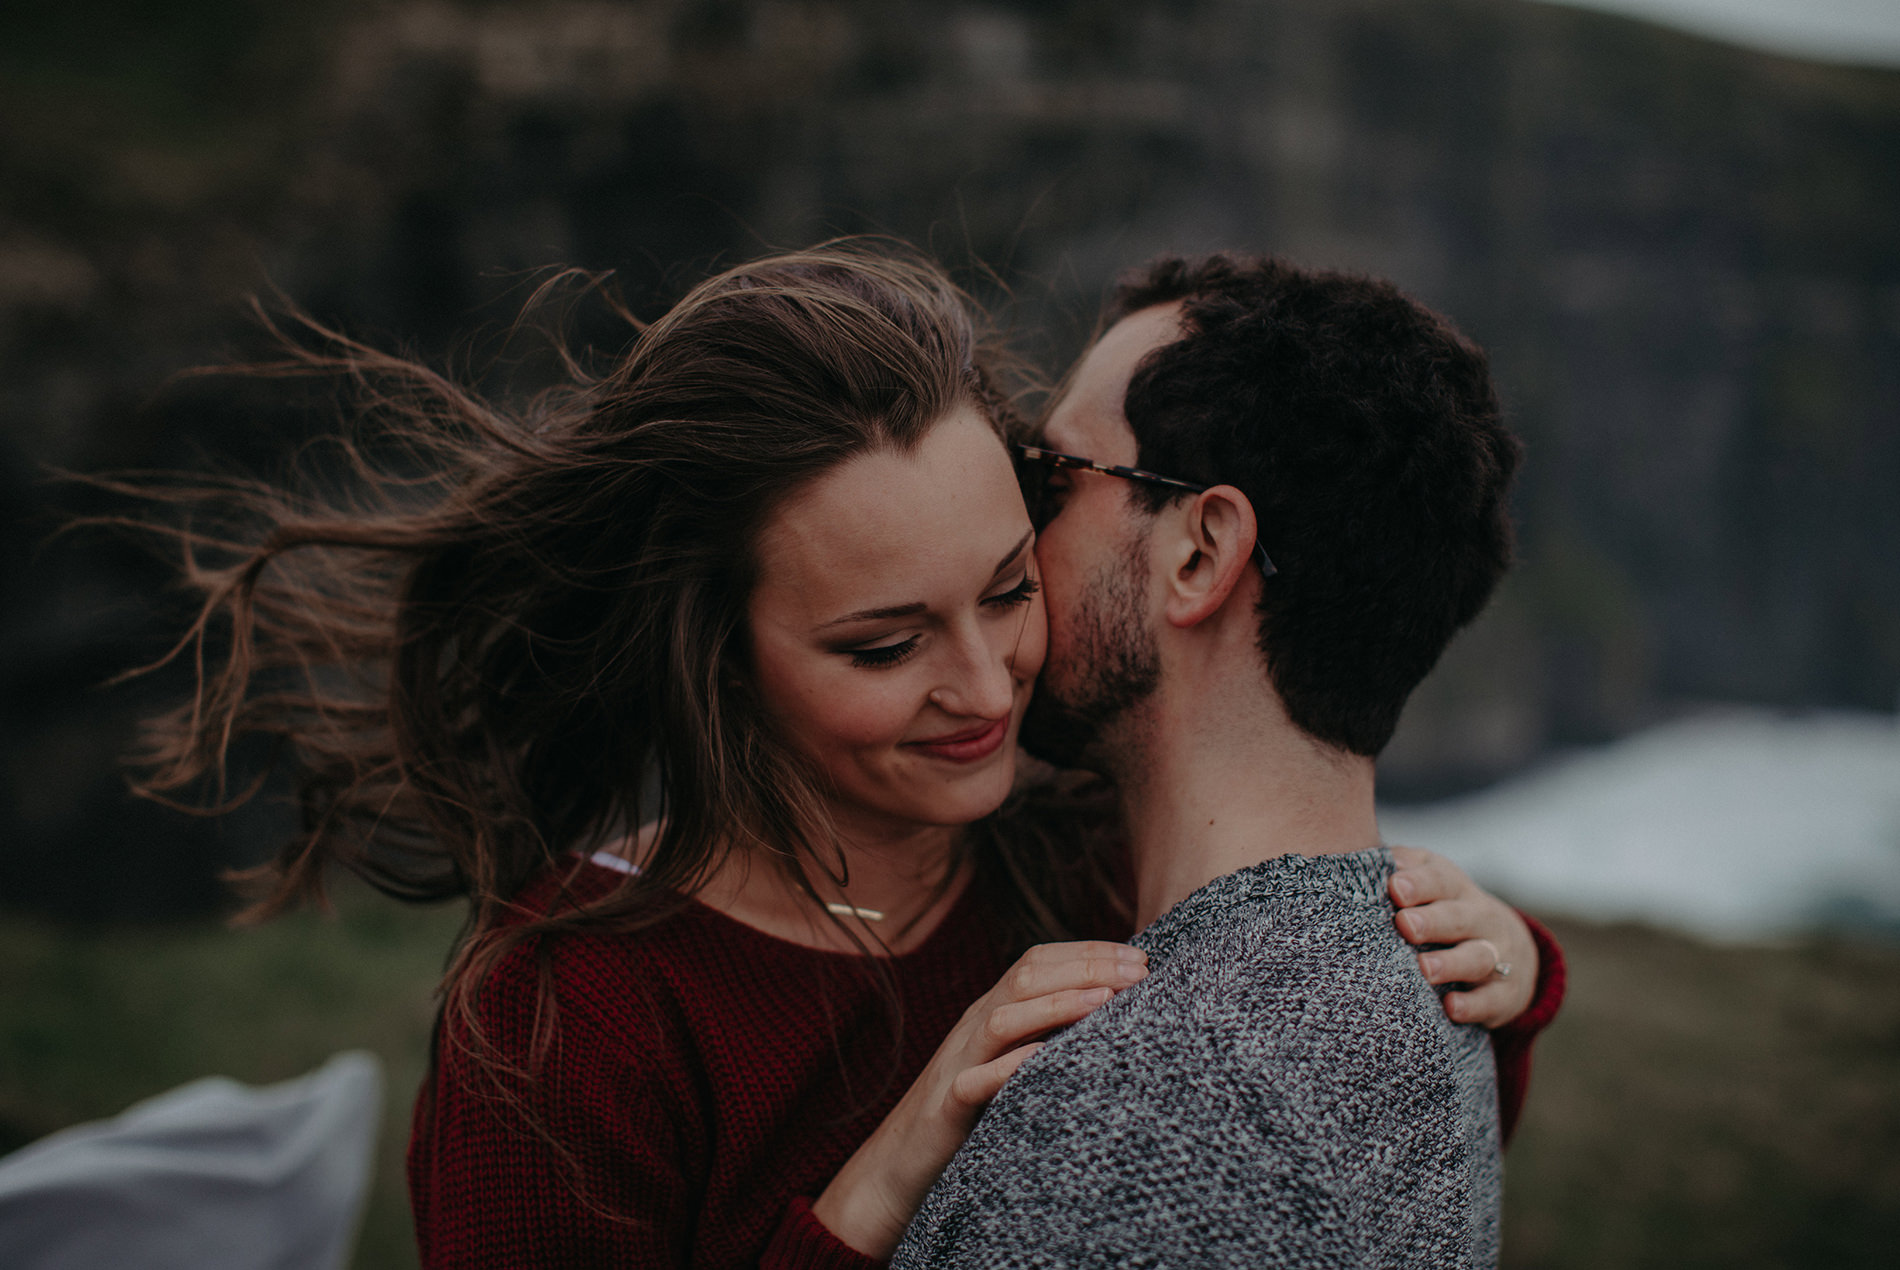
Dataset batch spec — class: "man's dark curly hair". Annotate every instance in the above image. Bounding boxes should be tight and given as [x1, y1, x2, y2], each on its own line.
[1107, 254, 1521, 757]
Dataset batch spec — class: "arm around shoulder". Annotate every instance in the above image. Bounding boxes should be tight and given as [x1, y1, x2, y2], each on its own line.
[1491, 910, 1568, 1144]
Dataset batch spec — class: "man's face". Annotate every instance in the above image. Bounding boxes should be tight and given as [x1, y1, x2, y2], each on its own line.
[1020, 303, 1185, 768]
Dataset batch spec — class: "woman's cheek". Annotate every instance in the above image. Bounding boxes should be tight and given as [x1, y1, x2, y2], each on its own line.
[753, 652, 911, 762]
[1019, 594, 1050, 682]
[1000, 593, 1049, 693]
[805, 670, 926, 750]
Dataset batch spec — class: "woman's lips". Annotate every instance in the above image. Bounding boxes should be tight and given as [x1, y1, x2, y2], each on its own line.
[908, 715, 1010, 763]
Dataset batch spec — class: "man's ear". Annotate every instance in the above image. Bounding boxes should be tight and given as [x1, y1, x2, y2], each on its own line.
[1161, 484, 1259, 629]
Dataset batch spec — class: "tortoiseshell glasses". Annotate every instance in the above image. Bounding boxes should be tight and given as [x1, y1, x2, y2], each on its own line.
[1014, 443, 1277, 578]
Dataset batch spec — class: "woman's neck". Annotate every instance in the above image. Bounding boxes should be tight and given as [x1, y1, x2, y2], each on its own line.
[624, 816, 971, 955]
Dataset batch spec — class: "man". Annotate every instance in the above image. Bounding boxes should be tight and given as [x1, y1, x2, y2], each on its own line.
[893, 255, 1523, 1267]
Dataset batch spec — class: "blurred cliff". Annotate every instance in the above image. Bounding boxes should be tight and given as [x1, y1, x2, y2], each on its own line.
[3, 0, 1896, 917]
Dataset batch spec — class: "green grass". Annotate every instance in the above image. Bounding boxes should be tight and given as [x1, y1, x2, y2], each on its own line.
[2, 900, 1896, 1267]
[0, 888, 463, 1269]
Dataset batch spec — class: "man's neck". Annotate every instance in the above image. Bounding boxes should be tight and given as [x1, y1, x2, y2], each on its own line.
[1111, 686, 1382, 930]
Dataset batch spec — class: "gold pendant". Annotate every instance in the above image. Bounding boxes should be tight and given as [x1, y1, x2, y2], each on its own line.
[824, 901, 887, 922]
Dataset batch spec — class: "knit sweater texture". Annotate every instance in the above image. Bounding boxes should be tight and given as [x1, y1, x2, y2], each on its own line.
[408, 858, 1007, 1269]
[893, 847, 1502, 1269]
[408, 852, 1561, 1267]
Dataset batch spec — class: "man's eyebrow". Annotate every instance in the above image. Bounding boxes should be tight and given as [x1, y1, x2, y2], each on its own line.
[819, 531, 1034, 630]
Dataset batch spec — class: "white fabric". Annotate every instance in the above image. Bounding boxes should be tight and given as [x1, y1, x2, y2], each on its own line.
[0, 1050, 383, 1270]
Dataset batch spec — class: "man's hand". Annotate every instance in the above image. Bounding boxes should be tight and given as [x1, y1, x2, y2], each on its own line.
[1387, 844, 1537, 1028]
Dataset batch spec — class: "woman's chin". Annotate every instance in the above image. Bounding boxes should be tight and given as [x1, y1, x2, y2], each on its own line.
[899, 754, 1021, 829]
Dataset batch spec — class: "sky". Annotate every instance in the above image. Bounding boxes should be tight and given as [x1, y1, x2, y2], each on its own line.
[1534, 0, 1900, 67]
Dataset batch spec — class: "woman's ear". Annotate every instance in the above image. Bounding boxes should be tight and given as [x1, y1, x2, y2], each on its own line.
[1162, 484, 1259, 629]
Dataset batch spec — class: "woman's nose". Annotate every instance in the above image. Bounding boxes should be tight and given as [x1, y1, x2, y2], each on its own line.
[930, 628, 1018, 719]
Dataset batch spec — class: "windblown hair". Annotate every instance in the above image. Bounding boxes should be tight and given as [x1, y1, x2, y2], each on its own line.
[121, 244, 1115, 1171]
[1105, 254, 1522, 757]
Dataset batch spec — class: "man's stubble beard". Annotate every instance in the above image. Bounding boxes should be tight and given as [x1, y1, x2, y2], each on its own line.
[1019, 536, 1160, 772]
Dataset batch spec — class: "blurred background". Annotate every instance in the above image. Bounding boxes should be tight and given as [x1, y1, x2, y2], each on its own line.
[1, 0, 1895, 1265]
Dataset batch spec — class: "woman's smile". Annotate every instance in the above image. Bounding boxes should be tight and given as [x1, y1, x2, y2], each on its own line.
[908, 714, 1010, 763]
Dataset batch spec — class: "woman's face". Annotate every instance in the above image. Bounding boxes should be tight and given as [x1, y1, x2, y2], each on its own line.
[748, 405, 1046, 842]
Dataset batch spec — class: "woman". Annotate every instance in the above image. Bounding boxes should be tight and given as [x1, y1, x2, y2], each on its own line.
[132, 243, 1560, 1266]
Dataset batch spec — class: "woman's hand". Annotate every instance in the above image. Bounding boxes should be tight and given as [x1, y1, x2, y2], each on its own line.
[810, 940, 1147, 1258]
[1388, 844, 1538, 1029]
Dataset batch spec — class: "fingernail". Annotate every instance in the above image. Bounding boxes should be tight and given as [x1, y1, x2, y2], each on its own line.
[1086, 987, 1114, 1005]
[1391, 876, 1415, 904]
[1419, 953, 1439, 978]
[1117, 946, 1147, 962]
[1117, 961, 1148, 980]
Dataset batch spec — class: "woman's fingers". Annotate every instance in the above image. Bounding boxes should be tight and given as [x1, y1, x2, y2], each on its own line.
[1419, 938, 1536, 1026]
[1441, 982, 1527, 1029]
[1003, 942, 1146, 1001]
[1416, 938, 1504, 986]
[946, 941, 1146, 1102]
[1388, 856, 1543, 1029]
[981, 986, 1118, 1052]
[948, 1043, 1044, 1108]
[1394, 896, 1478, 946]
[811, 949, 1139, 1262]
[1387, 844, 1470, 907]
[1398, 859, 1542, 1026]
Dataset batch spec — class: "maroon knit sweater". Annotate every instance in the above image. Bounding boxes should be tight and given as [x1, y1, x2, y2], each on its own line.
[408, 856, 1566, 1268]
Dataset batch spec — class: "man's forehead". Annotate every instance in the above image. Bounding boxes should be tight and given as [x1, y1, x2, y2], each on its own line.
[1040, 403, 1118, 455]
[1044, 301, 1185, 459]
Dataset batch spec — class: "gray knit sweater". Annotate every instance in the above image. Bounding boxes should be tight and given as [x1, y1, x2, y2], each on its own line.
[892, 847, 1501, 1269]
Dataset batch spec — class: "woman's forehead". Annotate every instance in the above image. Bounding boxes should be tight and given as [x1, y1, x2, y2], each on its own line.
[751, 408, 1029, 625]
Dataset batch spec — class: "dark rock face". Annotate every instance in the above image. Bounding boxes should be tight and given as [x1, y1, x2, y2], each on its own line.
[2, 0, 1895, 915]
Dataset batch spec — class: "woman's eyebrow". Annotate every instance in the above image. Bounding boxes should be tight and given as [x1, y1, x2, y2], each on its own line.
[819, 531, 1034, 630]
[991, 529, 1034, 578]
[822, 601, 927, 628]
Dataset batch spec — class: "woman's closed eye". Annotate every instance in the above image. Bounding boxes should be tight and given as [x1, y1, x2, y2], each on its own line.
[848, 636, 921, 669]
[982, 574, 1040, 611]
[839, 569, 1036, 670]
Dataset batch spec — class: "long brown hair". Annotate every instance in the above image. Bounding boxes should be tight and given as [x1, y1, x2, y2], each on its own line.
[122, 242, 1118, 1125]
